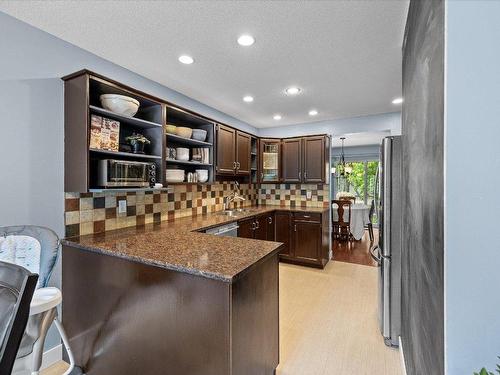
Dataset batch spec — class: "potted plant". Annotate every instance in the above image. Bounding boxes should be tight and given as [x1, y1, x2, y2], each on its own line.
[125, 133, 151, 154]
[474, 357, 500, 375]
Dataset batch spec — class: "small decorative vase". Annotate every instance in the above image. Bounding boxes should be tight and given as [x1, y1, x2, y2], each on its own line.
[131, 142, 145, 154]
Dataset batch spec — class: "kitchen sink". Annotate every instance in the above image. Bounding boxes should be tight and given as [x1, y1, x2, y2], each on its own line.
[215, 208, 257, 217]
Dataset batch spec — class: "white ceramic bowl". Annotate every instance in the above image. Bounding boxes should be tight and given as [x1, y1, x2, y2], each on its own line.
[176, 148, 190, 161]
[100, 94, 140, 117]
[196, 169, 209, 183]
[165, 169, 185, 183]
[191, 129, 207, 142]
[175, 126, 192, 139]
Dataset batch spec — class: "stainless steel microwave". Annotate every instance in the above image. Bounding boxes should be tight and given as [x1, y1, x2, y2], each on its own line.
[97, 159, 156, 188]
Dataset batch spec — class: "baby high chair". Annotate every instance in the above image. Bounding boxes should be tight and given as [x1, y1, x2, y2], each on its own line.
[0, 226, 75, 375]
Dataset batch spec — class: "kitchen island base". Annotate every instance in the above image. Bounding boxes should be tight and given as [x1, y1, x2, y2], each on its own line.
[62, 245, 279, 375]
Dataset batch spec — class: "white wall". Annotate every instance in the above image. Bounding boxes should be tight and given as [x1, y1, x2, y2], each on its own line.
[445, 1, 500, 373]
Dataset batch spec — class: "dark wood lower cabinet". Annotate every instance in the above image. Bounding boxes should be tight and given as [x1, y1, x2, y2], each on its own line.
[274, 212, 291, 257]
[238, 210, 329, 269]
[238, 217, 255, 239]
[292, 221, 321, 264]
[278, 211, 329, 268]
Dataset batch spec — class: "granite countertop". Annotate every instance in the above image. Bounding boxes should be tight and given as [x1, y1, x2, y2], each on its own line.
[61, 205, 328, 283]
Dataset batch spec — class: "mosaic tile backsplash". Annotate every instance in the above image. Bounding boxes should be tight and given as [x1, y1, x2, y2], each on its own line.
[259, 184, 330, 208]
[64, 182, 330, 237]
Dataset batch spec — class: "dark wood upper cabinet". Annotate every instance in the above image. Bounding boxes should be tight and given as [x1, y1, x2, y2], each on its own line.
[274, 212, 291, 256]
[303, 136, 325, 183]
[282, 138, 303, 183]
[236, 131, 251, 176]
[216, 124, 236, 175]
[260, 139, 281, 183]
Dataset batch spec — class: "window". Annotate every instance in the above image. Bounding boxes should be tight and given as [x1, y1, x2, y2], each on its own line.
[333, 160, 379, 222]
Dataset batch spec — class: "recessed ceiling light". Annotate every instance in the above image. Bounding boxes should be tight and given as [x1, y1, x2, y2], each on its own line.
[178, 55, 194, 64]
[392, 97, 403, 104]
[243, 96, 254, 103]
[237, 34, 255, 46]
[273, 114, 282, 121]
[309, 109, 318, 116]
[285, 87, 301, 95]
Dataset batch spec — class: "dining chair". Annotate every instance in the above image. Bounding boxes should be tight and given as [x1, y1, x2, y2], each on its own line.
[338, 196, 356, 203]
[0, 261, 38, 375]
[332, 199, 353, 242]
[0, 225, 75, 375]
[366, 200, 375, 243]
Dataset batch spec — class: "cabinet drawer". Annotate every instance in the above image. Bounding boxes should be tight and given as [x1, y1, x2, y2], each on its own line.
[293, 212, 321, 222]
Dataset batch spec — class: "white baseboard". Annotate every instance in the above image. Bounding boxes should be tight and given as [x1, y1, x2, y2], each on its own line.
[399, 336, 408, 375]
[41, 344, 62, 370]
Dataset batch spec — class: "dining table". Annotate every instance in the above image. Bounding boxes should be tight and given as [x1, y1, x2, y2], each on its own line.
[332, 202, 371, 240]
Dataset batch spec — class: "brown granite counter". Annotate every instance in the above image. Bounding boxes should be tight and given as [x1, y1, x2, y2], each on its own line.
[61, 205, 329, 283]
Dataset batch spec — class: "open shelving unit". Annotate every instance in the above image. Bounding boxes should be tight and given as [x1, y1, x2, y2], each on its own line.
[251, 137, 259, 183]
[64, 71, 166, 192]
[165, 105, 215, 184]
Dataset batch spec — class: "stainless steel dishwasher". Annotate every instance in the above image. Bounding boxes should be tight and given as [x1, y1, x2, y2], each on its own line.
[204, 223, 239, 237]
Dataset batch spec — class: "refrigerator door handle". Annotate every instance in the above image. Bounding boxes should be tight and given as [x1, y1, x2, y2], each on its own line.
[370, 245, 382, 265]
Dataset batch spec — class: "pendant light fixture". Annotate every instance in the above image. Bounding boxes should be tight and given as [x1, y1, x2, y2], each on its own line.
[337, 137, 352, 176]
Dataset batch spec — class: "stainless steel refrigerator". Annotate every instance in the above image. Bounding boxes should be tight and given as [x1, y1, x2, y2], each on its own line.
[371, 135, 402, 347]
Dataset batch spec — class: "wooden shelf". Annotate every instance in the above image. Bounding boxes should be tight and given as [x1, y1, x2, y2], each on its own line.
[166, 159, 212, 167]
[90, 105, 163, 129]
[90, 148, 162, 160]
[166, 133, 213, 147]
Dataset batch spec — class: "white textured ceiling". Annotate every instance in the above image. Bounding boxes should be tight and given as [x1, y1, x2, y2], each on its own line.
[0, 0, 408, 128]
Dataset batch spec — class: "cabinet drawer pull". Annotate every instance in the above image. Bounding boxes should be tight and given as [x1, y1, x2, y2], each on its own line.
[303, 215, 310, 218]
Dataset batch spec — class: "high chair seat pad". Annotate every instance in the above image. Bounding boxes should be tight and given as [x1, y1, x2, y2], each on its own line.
[29, 287, 61, 316]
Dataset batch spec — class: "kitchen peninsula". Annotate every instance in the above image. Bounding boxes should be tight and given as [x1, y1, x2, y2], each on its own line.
[62, 208, 284, 375]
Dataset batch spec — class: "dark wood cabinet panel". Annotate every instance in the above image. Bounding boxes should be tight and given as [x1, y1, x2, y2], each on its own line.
[236, 131, 251, 176]
[254, 215, 268, 240]
[238, 218, 255, 239]
[266, 215, 275, 242]
[282, 138, 302, 183]
[292, 220, 321, 263]
[275, 212, 291, 257]
[216, 124, 236, 175]
[303, 136, 325, 183]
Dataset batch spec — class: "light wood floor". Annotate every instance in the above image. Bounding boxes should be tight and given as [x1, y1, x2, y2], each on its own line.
[42, 261, 401, 375]
[277, 261, 401, 375]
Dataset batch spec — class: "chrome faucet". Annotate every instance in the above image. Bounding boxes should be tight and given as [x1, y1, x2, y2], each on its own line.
[223, 181, 246, 210]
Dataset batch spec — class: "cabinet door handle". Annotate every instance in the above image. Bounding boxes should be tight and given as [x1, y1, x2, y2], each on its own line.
[233, 161, 237, 169]
[255, 220, 260, 229]
[304, 171, 307, 179]
[298, 171, 301, 180]
[261, 172, 264, 179]
[251, 222, 256, 230]
[237, 162, 241, 169]
[268, 217, 272, 224]
[294, 224, 297, 232]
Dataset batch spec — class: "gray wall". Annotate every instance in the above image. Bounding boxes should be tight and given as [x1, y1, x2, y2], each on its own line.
[258, 112, 401, 138]
[0, 11, 255, 352]
[331, 145, 379, 162]
[401, 0, 444, 374]
[445, 1, 500, 373]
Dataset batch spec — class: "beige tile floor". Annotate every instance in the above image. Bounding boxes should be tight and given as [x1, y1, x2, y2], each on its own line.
[277, 261, 402, 375]
[42, 261, 401, 375]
